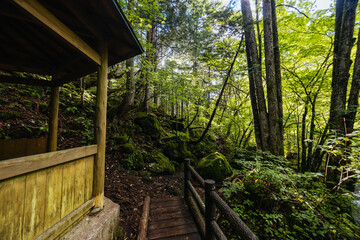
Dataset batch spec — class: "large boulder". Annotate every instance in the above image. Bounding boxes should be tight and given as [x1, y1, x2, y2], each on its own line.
[148, 151, 175, 175]
[196, 152, 232, 182]
[134, 112, 162, 140]
[163, 139, 192, 162]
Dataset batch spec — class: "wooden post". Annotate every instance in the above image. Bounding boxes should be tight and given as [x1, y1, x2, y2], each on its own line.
[184, 158, 191, 200]
[48, 86, 60, 152]
[93, 41, 108, 208]
[205, 179, 216, 240]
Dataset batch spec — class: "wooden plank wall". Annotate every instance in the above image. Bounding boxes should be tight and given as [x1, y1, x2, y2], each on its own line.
[0, 138, 47, 160]
[0, 155, 94, 240]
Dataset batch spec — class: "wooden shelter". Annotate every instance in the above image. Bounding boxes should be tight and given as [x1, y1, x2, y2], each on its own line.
[0, 0, 143, 239]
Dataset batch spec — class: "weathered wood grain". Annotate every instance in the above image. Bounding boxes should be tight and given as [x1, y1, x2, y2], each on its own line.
[74, 158, 86, 209]
[148, 224, 198, 239]
[23, 171, 46, 239]
[44, 165, 63, 230]
[61, 161, 76, 218]
[84, 156, 94, 200]
[137, 196, 150, 240]
[37, 198, 94, 240]
[0, 145, 97, 180]
[93, 41, 108, 208]
[147, 197, 201, 240]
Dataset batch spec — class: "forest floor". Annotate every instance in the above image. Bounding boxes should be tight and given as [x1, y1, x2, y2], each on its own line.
[104, 152, 185, 239]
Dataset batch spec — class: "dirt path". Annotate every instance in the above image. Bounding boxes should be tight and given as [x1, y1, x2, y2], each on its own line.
[104, 155, 184, 239]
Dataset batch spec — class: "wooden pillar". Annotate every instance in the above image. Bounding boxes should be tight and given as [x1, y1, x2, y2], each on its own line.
[48, 86, 60, 152]
[93, 41, 108, 208]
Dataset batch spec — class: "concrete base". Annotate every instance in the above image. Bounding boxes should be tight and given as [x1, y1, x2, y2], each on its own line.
[60, 197, 120, 240]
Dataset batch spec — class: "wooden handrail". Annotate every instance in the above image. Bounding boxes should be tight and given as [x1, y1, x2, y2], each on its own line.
[184, 158, 258, 240]
[0, 145, 97, 180]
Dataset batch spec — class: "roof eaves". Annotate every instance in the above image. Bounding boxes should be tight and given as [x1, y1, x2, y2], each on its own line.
[112, 0, 144, 55]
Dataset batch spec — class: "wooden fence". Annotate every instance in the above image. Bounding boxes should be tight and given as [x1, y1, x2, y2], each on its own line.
[0, 145, 97, 240]
[0, 138, 47, 160]
[184, 159, 258, 240]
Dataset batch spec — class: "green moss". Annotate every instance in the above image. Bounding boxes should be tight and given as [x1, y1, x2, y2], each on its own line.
[122, 150, 144, 170]
[163, 139, 192, 162]
[116, 143, 135, 154]
[39, 102, 48, 113]
[196, 152, 232, 182]
[148, 151, 175, 175]
[111, 134, 129, 144]
[134, 112, 163, 139]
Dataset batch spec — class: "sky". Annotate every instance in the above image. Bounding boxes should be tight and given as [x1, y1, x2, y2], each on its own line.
[314, 0, 333, 10]
[224, 0, 334, 11]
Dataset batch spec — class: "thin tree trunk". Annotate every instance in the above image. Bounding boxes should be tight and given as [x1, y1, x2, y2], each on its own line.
[301, 99, 308, 172]
[306, 99, 316, 170]
[192, 36, 244, 144]
[125, 58, 135, 107]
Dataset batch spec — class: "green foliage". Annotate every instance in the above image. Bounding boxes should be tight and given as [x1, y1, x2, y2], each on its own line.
[122, 150, 145, 170]
[220, 150, 360, 239]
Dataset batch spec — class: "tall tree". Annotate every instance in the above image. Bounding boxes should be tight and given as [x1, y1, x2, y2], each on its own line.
[329, 0, 358, 134]
[241, 0, 284, 155]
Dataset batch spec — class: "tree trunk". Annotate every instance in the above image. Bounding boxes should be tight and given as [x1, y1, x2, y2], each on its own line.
[271, 0, 284, 155]
[125, 58, 135, 107]
[263, 0, 281, 155]
[346, 28, 360, 133]
[329, 0, 358, 133]
[241, 0, 269, 152]
[301, 99, 308, 172]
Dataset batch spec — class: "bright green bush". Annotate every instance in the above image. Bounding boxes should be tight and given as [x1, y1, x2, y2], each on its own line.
[220, 149, 360, 240]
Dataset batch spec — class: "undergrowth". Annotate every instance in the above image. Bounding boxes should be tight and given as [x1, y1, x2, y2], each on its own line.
[219, 149, 360, 239]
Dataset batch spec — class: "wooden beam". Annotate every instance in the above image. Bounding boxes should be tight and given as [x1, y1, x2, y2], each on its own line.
[12, 0, 101, 65]
[0, 145, 97, 181]
[137, 196, 151, 240]
[93, 41, 108, 209]
[61, 0, 103, 38]
[48, 86, 60, 151]
[0, 75, 52, 87]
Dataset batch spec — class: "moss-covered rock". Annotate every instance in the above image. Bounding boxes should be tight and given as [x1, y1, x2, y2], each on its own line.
[148, 151, 175, 175]
[196, 152, 232, 182]
[134, 112, 163, 139]
[122, 150, 144, 170]
[111, 134, 129, 144]
[163, 139, 192, 162]
[115, 142, 135, 154]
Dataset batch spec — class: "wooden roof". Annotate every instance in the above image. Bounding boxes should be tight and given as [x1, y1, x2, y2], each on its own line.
[0, 0, 143, 86]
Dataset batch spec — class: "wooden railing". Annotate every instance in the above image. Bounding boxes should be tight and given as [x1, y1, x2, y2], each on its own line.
[184, 158, 258, 240]
[0, 145, 97, 240]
